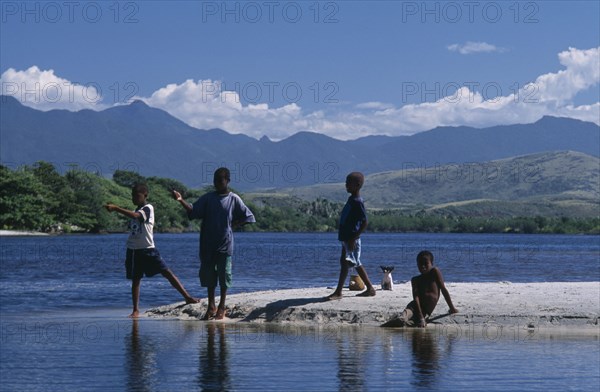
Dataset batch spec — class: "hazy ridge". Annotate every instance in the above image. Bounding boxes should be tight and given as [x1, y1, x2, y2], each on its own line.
[2, 96, 598, 191]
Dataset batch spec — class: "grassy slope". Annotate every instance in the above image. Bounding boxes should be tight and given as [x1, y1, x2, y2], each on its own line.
[248, 151, 599, 218]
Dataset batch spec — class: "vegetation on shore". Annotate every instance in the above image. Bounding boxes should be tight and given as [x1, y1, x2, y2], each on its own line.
[1, 162, 598, 235]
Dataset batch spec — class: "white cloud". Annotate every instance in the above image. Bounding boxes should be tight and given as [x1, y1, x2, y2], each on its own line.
[357, 47, 599, 133]
[2, 47, 598, 140]
[139, 79, 309, 140]
[534, 46, 600, 104]
[0, 66, 104, 111]
[139, 47, 598, 139]
[447, 41, 507, 54]
[355, 102, 395, 110]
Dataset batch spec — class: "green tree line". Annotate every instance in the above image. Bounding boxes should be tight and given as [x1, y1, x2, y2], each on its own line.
[1, 162, 598, 234]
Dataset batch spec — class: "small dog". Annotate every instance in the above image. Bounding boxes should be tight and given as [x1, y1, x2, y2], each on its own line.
[380, 266, 394, 290]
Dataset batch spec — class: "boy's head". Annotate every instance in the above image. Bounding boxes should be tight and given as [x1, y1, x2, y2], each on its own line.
[416, 250, 434, 274]
[345, 172, 364, 194]
[213, 167, 230, 194]
[131, 183, 149, 206]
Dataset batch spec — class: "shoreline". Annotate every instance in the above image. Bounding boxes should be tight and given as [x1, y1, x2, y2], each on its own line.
[0, 230, 49, 236]
[146, 282, 600, 333]
[1, 230, 599, 236]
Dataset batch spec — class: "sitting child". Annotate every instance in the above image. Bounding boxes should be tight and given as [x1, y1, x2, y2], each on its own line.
[383, 250, 458, 327]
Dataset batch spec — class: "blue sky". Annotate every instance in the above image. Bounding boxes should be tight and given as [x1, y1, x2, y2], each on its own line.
[1, 1, 599, 140]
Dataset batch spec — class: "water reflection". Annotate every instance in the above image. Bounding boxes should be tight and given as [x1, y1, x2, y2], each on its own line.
[332, 327, 456, 390]
[126, 319, 159, 392]
[114, 320, 595, 391]
[409, 330, 440, 389]
[335, 329, 368, 391]
[409, 329, 455, 390]
[198, 323, 231, 391]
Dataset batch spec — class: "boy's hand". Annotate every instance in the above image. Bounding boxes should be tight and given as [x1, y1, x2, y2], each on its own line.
[104, 203, 117, 212]
[449, 307, 459, 314]
[417, 318, 427, 328]
[171, 190, 183, 201]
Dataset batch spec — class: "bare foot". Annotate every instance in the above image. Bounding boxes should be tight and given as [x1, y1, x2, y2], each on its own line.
[202, 306, 217, 320]
[215, 307, 226, 320]
[128, 310, 140, 318]
[356, 288, 376, 297]
[326, 292, 343, 300]
[185, 296, 200, 304]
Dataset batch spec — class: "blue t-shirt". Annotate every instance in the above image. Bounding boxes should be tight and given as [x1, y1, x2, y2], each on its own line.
[338, 196, 367, 241]
[189, 191, 255, 260]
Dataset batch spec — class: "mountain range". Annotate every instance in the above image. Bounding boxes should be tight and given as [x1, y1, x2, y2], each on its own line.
[1, 95, 599, 190]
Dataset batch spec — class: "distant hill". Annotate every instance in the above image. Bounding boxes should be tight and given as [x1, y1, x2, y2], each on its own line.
[1, 96, 599, 190]
[264, 151, 599, 216]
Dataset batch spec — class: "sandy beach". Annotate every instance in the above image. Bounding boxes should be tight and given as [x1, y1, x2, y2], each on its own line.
[0, 230, 49, 236]
[146, 282, 600, 332]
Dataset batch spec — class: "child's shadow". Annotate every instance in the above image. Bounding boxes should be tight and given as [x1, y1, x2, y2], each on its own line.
[242, 297, 328, 322]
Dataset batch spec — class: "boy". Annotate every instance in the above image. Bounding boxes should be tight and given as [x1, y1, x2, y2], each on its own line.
[172, 167, 255, 320]
[328, 172, 376, 300]
[105, 183, 198, 318]
[384, 250, 458, 327]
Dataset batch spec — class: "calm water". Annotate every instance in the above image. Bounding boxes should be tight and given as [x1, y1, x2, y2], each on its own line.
[1, 232, 599, 391]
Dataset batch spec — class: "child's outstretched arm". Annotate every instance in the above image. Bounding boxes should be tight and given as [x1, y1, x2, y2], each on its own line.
[104, 204, 142, 220]
[172, 190, 193, 213]
[434, 268, 458, 314]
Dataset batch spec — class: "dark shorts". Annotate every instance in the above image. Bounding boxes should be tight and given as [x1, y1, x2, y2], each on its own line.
[199, 253, 232, 288]
[383, 301, 426, 328]
[126, 248, 169, 280]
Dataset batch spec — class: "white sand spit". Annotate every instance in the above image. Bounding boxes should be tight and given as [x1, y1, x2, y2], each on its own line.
[146, 282, 600, 331]
[0, 230, 49, 236]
